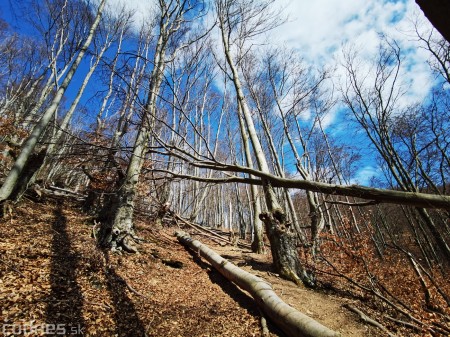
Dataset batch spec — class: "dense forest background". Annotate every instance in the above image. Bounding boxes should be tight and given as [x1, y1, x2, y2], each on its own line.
[0, 0, 449, 335]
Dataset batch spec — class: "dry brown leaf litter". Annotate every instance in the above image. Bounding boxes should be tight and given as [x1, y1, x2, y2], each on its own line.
[0, 198, 381, 336]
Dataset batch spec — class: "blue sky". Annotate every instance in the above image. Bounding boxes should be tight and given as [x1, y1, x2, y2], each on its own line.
[0, 0, 439, 186]
[271, 0, 434, 110]
[268, 0, 436, 185]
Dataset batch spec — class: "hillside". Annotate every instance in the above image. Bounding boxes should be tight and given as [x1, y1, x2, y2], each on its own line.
[0, 197, 385, 337]
[1, 0, 450, 336]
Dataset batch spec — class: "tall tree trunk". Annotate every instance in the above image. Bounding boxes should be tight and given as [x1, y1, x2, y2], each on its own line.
[102, 31, 167, 251]
[0, 0, 106, 202]
[247, 85, 306, 244]
[218, 12, 314, 286]
[46, 34, 112, 159]
[284, 113, 324, 255]
[237, 105, 265, 253]
[102, 0, 195, 251]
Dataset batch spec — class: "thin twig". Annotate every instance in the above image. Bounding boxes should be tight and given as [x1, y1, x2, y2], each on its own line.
[385, 316, 422, 331]
[343, 304, 397, 337]
[0, 258, 26, 278]
[124, 280, 148, 298]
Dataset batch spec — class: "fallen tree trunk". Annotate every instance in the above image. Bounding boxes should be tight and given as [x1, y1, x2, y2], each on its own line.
[173, 213, 252, 250]
[48, 185, 87, 198]
[175, 231, 341, 337]
[161, 163, 450, 210]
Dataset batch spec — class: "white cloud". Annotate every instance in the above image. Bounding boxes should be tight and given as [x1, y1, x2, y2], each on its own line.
[86, 0, 440, 186]
[273, 0, 413, 59]
[319, 108, 338, 129]
[98, 0, 437, 129]
[350, 165, 381, 186]
[96, 0, 156, 29]
[268, 0, 436, 127]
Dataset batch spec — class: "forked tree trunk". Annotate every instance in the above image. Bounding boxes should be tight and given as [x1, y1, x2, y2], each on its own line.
[102, 0, 189, 251]
[103, 35, 166, 250]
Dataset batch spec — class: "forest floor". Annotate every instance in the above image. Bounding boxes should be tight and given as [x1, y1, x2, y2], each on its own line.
[0, 197, 383, 336]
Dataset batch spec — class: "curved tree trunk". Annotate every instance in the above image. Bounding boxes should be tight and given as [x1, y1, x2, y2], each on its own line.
[102, 30, 166, 250]
[102, 0, 192, 251]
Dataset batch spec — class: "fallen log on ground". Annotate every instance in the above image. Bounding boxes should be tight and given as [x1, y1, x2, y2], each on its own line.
[343, 304, 396, 337]
[175, 231, 341, 337]
[174, 214, 230, 243]
[48, 185, 86, 198]
[33, 185, 86, 201]
[173, 213, 252, 250]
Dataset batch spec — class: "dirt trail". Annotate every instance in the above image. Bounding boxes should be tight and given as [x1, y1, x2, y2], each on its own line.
[210, 244, 379, 336]
[0, 200, 381, 336]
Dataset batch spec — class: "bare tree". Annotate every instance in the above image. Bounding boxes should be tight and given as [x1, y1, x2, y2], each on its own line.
[263, 49, 330, 255]
[0, 0, 107, 202]
[103, 0, 207, 252]
[239, 51, 306, 246]
[341, 37, 450, 260]
[215, 0, 315, 286]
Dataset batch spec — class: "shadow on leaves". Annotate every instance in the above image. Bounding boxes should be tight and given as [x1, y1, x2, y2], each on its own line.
[46, 202, 85, 336]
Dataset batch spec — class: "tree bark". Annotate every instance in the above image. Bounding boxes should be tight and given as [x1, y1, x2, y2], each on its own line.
[104, 32, 166, 250]
[250, 91, 305, 243]
[217, 1, 309, 284]
[175, 231, 340, 337]
[104, 0, 193, 251]
[181, 162, 450, 210]
[237, 104, 264, 253]
[9, 148, 47, 201]
[0, 0, 106, 202]
[259, 210, 315, 287]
